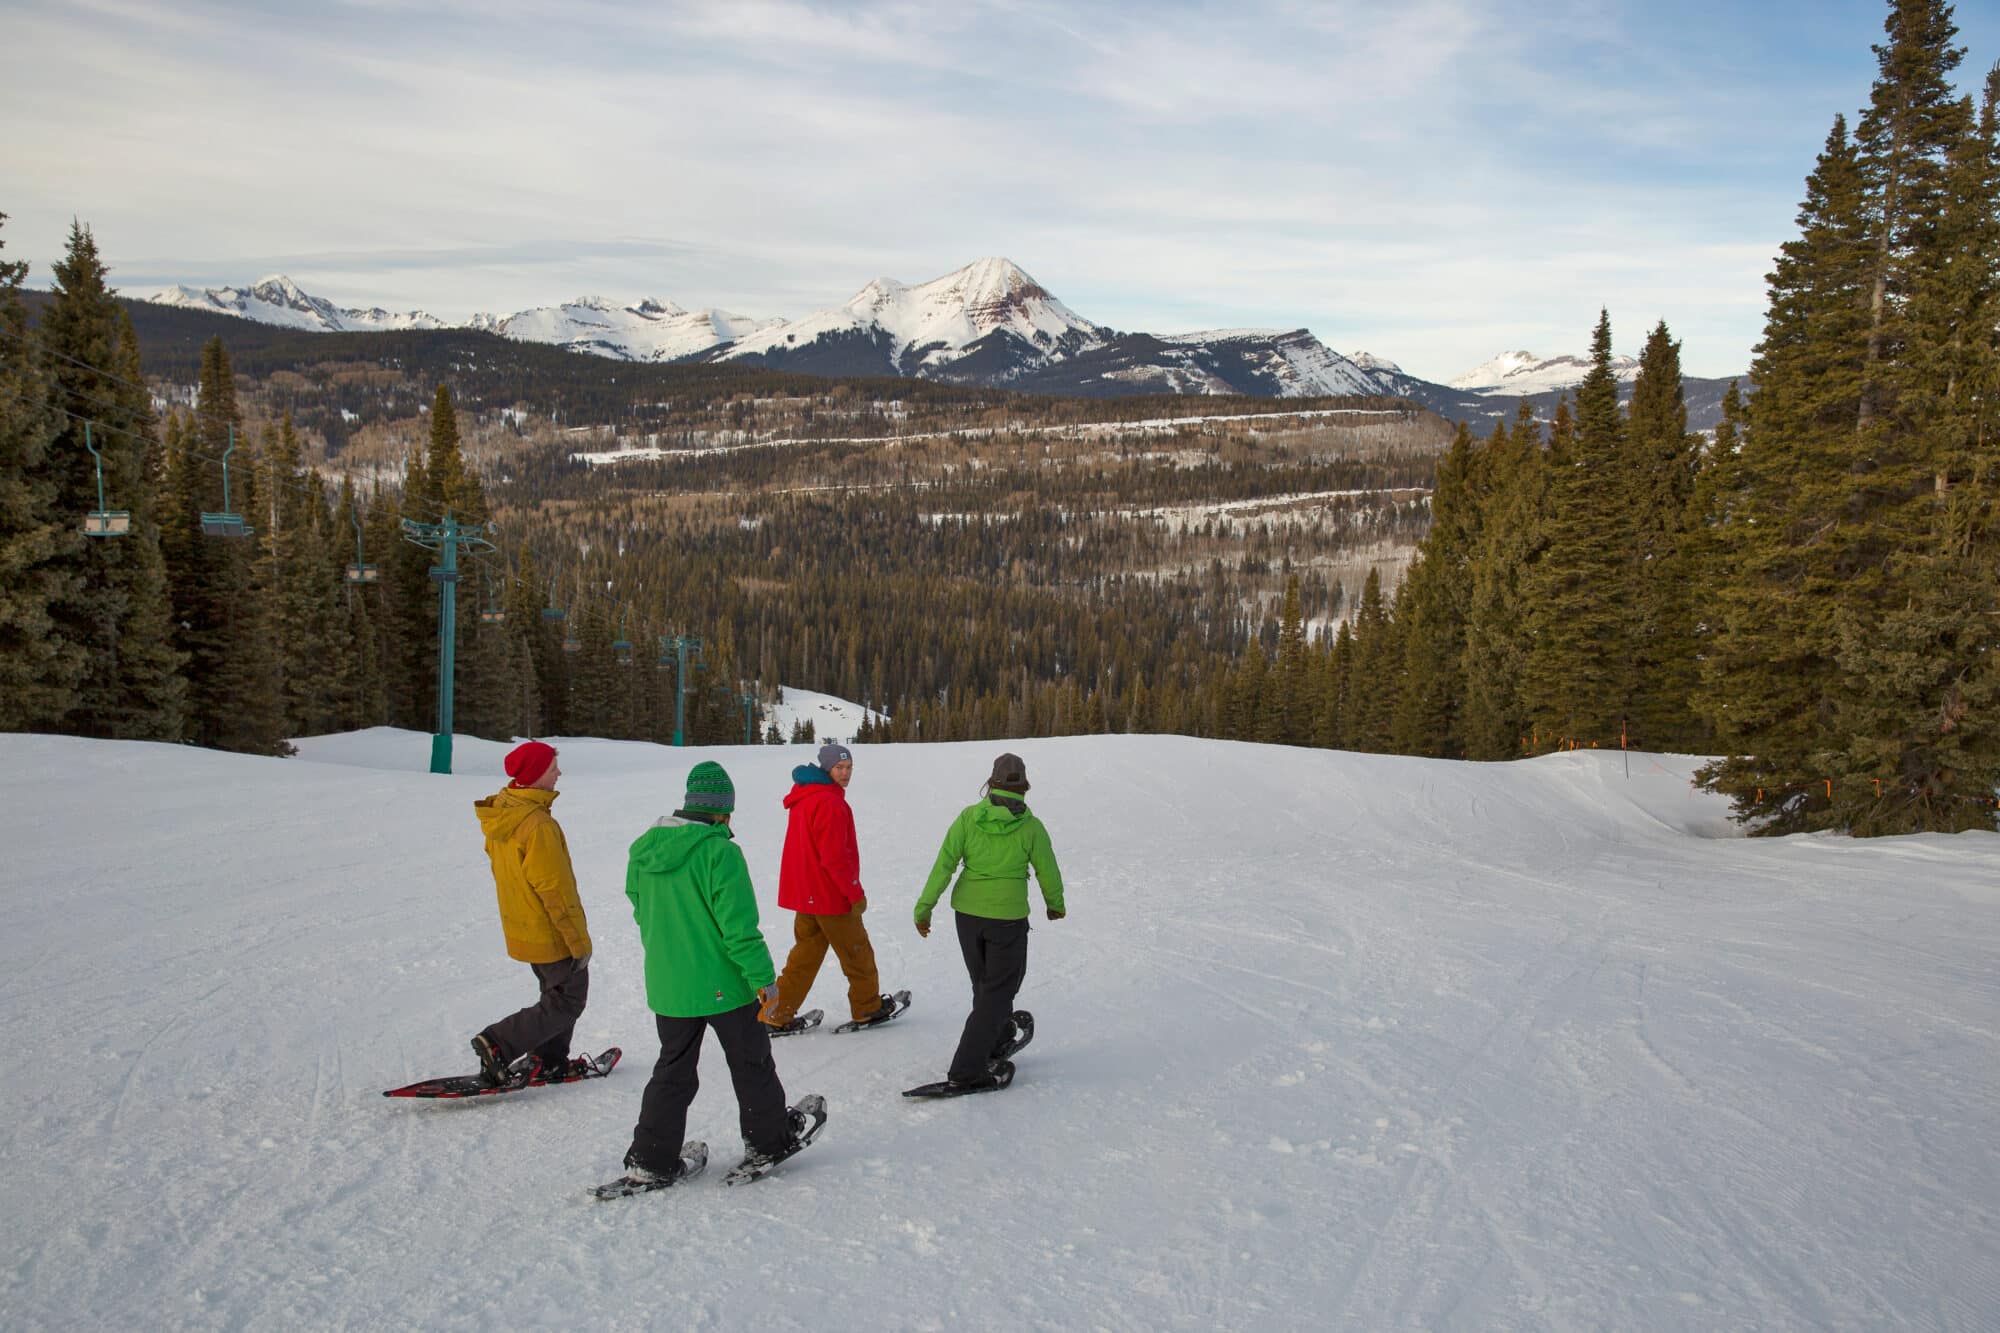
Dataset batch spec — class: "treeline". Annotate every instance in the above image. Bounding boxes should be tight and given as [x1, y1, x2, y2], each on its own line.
[1, 220, 765, 755]
[1213, 0, 2000, 838]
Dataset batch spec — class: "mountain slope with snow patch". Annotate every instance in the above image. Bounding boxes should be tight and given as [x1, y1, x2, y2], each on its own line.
[468, 296, 778, 362]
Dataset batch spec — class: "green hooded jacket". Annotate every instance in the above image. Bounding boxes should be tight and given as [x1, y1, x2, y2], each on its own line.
[915, 792, 1066, 924]
[625, 816, 777, 1017]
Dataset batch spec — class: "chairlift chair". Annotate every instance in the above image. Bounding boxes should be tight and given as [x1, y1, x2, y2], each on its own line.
[80, 424, 131, 538]
[200, 427, 253, 538]
[344, 502, 377, 582]
[479, 573, 507, 624]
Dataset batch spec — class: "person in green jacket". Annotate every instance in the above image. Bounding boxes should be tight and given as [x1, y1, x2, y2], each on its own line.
[615, 761, 808, 1185]
[914, 752, 1066, 1089]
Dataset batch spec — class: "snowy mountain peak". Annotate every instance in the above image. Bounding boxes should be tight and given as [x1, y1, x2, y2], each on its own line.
[858, 256, 1098, 352]
[149, 276, 445, 333]
[1347, 351, 1403, 375]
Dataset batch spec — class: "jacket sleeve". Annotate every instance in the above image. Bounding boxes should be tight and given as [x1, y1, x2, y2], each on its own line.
[914, 808, 968, 922]
[1028, 817, 1066, 915]
[706, 841, 776, 991]
[523, 819, 592, 956]
[817, 798, 864, 907]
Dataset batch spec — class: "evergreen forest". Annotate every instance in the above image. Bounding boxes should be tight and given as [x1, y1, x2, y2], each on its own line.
[1, 0, 1993, 836]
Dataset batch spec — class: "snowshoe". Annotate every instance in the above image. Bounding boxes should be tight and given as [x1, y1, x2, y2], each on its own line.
[833, 990, 911, 1033]
[589, 1141, 709, 1199]
[723, 1094, 828, 1185]
[991, 1010, 1034, 1060]
[764, 1009, 823, 1038]
[903, 1059, 1016, 1100]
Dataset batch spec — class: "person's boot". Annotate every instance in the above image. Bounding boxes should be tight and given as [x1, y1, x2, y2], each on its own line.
[470, 1034, 507, 1087]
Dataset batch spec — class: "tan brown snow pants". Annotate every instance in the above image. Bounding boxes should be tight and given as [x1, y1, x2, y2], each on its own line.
[763, 909, 881, 1025]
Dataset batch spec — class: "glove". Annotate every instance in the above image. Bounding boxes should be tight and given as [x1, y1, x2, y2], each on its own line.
[573, 950, 592, 968]
[850, 897, 867, 916]
[1046, 909, 1065, 922]
[758, 983, 781, 1014]
[915, 918, 931, 938]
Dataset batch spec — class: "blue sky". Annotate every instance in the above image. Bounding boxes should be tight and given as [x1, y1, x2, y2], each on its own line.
[4, 0, 1995, 380]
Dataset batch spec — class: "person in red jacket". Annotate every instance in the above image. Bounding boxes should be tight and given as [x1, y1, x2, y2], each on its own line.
[761, 743, 899, 1030]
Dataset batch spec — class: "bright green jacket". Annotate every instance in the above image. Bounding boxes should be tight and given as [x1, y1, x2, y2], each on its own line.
[915, 792, 1066, 924]
[626, 817, 776, 1018]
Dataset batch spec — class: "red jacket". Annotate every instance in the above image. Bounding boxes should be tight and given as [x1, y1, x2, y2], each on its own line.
[778, 772, 864, 913]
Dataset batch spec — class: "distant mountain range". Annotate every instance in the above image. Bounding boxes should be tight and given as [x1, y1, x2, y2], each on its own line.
[146, 260, 1743, 427]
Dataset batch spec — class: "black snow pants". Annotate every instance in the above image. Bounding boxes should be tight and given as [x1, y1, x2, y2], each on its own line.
[627, 1002, 790, 1176]
[482, 956, 588, 1072]
[948, 911, 1030, 1083]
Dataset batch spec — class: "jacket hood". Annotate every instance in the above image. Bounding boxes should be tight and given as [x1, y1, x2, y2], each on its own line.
[973, 794, 1030, 830]
[475, 785, 557, 839]
[629, 816, 732, 872]
[783, 771, 843, 810]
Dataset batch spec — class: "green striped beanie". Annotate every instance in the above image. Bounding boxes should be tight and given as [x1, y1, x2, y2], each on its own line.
[683, 761, 736, 813]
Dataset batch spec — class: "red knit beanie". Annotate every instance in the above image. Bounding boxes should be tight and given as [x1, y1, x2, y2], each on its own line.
[504, 741, 557, 787]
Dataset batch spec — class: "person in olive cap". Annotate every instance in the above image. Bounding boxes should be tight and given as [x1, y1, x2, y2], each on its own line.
[469, 741, 592, 1086]
[914, 752, 1066, 1089]
[762, 742, 900, 1032]
[614, 761, 814, 1186]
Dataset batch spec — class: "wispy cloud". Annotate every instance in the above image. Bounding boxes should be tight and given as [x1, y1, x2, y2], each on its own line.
[6, 0, 1994, 378]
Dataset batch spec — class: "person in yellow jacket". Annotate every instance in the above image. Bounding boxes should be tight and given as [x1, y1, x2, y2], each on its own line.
[470, 741, 593, 1085]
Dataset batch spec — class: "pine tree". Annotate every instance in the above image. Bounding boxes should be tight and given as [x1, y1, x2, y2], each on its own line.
[332, 478, 387, 729]
[1461, 404, 1549, 759]
[40, 223, 185, 741]
[1390, 423, 1476, 756]
[1345, 568, 1398, 752]
[262, 414, 350, 737]
[1521, 313, 1632, 745]
[1698, 4, 1997, 833]
[0, 211, 85, 730]
[165, 339, 286, 753]
[1622, 321, 1704, 750]
[1827, 62, 2000, 832]
[1274, 574, 1310, 744]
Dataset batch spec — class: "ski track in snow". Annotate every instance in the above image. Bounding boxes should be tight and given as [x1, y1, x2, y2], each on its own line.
[1, 730, 1996, 1330]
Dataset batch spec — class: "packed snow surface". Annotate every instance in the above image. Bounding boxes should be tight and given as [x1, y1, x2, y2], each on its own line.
[2, 729, 1996, 1329]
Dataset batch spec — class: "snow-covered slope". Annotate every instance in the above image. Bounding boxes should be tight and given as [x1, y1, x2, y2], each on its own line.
[1152, 328, 1387, 396]
[3, 729, 1995, 1328]
[762, 684, 885, 744]
[1449, 348, 1643, 395]
[149, 275, 446, 332]
[468, 297, 778, 363]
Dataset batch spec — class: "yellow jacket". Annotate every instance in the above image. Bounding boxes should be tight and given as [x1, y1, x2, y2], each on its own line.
[474, 786, 591, 964]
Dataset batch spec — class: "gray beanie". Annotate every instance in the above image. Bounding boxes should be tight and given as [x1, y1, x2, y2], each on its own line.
[817, 742, 853, 771]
